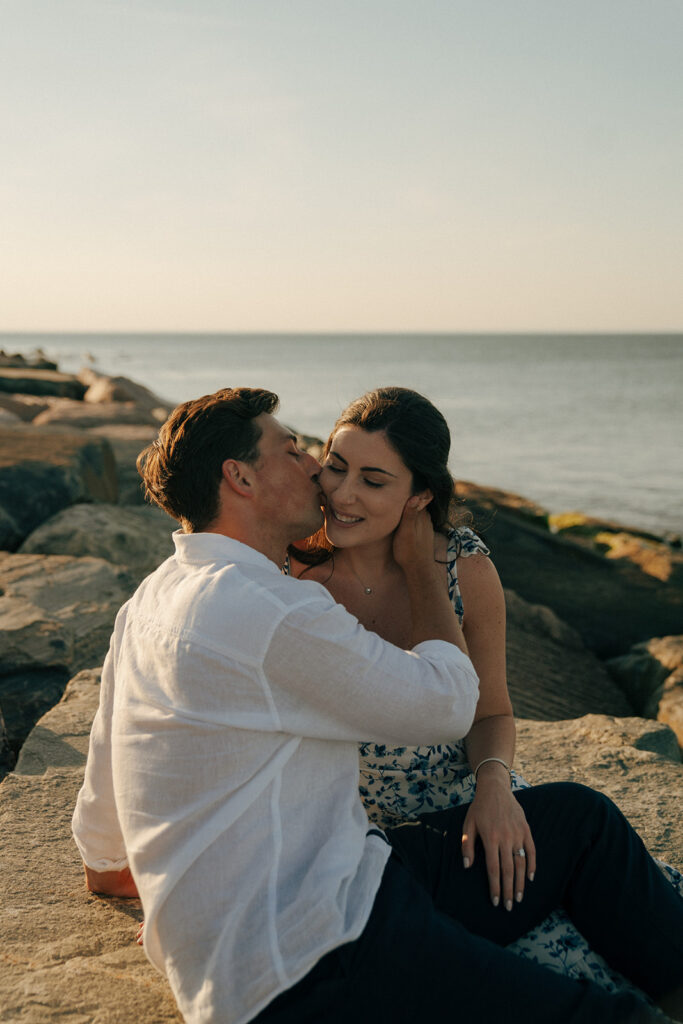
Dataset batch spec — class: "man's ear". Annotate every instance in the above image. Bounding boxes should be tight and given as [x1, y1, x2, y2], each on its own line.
[221, 459, 254, 498]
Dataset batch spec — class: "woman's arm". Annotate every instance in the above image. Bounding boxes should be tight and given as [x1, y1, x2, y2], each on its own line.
[457, 553, 536, 911]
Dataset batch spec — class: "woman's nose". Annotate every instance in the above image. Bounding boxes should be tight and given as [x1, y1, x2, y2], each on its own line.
[333, 475, 357, 505]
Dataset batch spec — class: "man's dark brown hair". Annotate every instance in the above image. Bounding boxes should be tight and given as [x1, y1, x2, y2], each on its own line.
[137, 387, 279, 533]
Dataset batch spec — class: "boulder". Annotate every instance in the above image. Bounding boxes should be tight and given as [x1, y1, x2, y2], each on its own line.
[515, 714, 683, 869]
[607, 636, 683, 748]
[0, 552, 135, 675]
[0, 348, 57, 371]
[459, 482, 683, 658]
[20, 503, 176, 578]
[0, 406, 21, 424]
[0, 671, 183, 1023]
[504, 589, 634, 721]
[87, 423, 160, 504]
[0, 393, 51, 421]
[0, 426, 118, 548]
[33, 398, 163, 429]
[82, 372, 171, 422]
[0, 367, 85, 399]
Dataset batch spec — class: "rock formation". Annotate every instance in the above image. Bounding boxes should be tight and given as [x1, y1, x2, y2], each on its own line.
[0, 356, 681, 1021]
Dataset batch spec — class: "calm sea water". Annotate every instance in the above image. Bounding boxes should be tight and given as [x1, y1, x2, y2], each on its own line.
[3, 333, 682, 537]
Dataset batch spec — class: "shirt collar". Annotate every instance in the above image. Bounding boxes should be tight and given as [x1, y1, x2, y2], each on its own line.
[172, 530, 283, 574]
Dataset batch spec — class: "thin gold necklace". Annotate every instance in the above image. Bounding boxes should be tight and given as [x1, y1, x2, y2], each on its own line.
[348, 562, 374, 595]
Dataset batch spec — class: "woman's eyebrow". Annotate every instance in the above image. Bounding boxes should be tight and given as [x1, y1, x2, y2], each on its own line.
[328, 449, 397, 477]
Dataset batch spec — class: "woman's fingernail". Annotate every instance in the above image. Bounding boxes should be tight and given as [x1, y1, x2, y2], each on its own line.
[492, 895, 499, 907]
[515, 891, 523, 903]
[529, 872, 535, 882]
[505, 899, 513, 912]
[463, 857, 470, 869]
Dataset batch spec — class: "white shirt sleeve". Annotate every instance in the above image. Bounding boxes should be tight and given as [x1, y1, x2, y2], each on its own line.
[71, 606, 129, 872]
[262, 597, 479, 744]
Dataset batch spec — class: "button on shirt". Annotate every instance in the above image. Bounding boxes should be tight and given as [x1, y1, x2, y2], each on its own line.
[72, 532, 479, 1024]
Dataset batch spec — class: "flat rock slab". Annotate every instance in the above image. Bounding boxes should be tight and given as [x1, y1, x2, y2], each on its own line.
[504, 588, 634, 721]
[0, 674, 182, 1023]
[1, 675, 681, 1022]
[0, 427, 118, 549]
[515, 715, 683, 869]
[0, 368, 85, 400]
[33, 400, 162, 430]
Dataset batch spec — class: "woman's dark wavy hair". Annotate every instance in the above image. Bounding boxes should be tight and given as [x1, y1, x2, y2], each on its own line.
[137, 387, 279, 533]
[292, 386, 470, 566]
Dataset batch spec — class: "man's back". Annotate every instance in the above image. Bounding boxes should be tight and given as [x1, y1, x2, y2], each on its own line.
[94, 531, 477, 1024]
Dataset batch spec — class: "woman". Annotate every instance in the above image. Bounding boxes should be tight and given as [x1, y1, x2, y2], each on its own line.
[288, 385, 683, 997]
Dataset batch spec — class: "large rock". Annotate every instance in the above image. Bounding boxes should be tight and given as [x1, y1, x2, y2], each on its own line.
[33, 398, 163, 429]
[0, 552, 135, 675]
[0, 367, 85, 399]
[515, 714, 683, 869]
[82, 371, 171, 422]
[0, 671, 183, 1023]
[0, 678, 680, 1022]
[87, 423, 160, 504]
[0, 426, 118, 548]
[0, 349, 57, 371]
[0, 393, 51, 421]
[459, 481, 683, 658]
[20, 503, 176, 578]
[504, 589, 634, 721]
[607, 636, 683, 749]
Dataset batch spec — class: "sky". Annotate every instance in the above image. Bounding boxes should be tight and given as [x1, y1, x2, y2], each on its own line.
[1, 0, 682, 332]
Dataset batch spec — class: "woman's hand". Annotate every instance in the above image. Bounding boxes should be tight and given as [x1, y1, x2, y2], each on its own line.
[461, 765, 536, 910]
[392, 498, 437, 577]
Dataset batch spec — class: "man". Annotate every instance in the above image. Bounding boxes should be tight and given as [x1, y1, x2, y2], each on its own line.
[73, 388, 682, 1024]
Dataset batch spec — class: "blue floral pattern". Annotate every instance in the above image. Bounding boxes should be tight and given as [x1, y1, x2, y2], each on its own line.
[357, 526, 683, 995]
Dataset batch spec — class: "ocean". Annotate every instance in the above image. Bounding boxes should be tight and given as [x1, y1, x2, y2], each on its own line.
[2, 333, 682, 538]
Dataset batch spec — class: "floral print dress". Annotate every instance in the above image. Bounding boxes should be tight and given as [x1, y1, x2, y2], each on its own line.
[357, 526, 683, 994]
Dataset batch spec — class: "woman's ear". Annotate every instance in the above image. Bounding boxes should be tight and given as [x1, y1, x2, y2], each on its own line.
[413, 489, 433, 511]
[221, 459, 254, 498]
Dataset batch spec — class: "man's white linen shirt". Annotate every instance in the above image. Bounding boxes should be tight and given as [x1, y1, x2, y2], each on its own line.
[72, 531, 479, 1024]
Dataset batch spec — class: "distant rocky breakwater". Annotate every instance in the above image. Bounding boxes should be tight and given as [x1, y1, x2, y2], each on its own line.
[0, 350, 682, 1021]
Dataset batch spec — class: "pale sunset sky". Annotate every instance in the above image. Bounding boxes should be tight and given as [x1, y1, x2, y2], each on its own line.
[1, 0, 682, 332]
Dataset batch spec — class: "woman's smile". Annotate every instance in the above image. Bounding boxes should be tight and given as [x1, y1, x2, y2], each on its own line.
[328, 505, 365, 527]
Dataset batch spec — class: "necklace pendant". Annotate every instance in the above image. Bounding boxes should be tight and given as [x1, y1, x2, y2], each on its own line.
[364, 586, 373, 595]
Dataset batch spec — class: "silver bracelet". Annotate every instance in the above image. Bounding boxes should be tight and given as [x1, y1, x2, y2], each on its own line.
[473, 757, 513, 784]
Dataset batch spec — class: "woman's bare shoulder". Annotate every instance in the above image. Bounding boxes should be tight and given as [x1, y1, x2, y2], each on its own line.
[456, 547, 503, 602]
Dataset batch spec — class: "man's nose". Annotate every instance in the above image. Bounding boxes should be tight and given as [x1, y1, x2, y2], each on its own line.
[305, 453, 321, 479]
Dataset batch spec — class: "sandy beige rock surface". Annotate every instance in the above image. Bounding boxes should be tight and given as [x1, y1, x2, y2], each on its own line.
[515, 714, 683, 869]
[1, 676, 680, 1023]
[0, 554, 135, 674]
[0, 672, 182, 1023]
